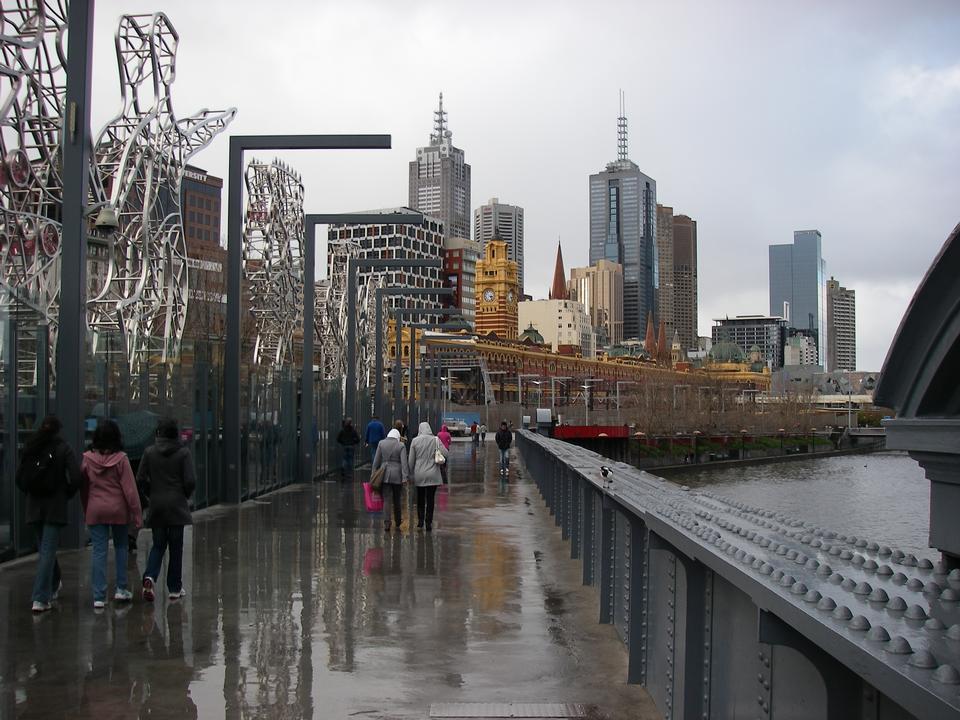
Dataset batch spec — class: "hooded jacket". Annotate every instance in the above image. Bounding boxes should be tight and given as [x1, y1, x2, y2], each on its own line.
[407, 422, 447, 487]
[437, 425, 452, 450]
[495, 427, 513, 450]
[81, 450, 142, 527]
[137, 437, 196, 527]
[21, 437, 81, 527]
[371, 429, 409, 485]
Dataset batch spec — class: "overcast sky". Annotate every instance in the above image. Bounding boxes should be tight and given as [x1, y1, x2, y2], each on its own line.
[92, 0, 960, 371]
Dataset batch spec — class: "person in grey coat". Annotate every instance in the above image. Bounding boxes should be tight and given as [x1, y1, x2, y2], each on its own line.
[137, 418, 196, 601]
[372, 428, 409, 531]
[407, 421, 447, 531]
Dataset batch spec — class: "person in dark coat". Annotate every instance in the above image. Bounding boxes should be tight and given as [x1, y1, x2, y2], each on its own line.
[337, 418, 361, 479]
[137, 418, 196, 601]
[17, 415, 81, 612]
[495, 421, 513, 476]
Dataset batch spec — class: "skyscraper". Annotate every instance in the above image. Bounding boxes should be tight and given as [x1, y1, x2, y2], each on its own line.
[568, 259, 624, 348]
[443, 236, 481, 327]
[589, 97, 657, 341]
[655, 204, 675, 340]
[769, 230, 828, 368]
[673, 214, 698, 350]
[827, 276, 856, 371]
[474, 197, 524, 294]
[409, 93, 471, 241]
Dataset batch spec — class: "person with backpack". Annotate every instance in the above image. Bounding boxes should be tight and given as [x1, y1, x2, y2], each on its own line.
[407, 422, 447, 532]
[138, 418, 196, 602]
[16, 415, 81, 613]
[81, 420, 142, 609]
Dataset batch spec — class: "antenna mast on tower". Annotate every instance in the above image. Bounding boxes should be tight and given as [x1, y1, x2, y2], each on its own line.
[617, 90, 628, 161]
[431, 92, 448, 144]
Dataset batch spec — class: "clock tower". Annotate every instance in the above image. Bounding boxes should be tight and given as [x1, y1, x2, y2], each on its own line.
[475, 237, 519, 339]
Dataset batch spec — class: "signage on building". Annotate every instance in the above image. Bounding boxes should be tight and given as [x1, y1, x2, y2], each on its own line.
[184, 168, 208, 183]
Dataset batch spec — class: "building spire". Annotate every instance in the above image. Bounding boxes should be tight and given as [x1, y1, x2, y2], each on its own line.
[549, 239, 568, 301]
[617, 89, 628, 161]
[431, 91, 449, 145]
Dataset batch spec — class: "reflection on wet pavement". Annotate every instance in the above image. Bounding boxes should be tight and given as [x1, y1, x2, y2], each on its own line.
[0, 442, 658, 719]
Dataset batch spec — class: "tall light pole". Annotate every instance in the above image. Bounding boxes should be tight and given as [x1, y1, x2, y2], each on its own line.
[616, 380, 636, 425]
[551, 376, 572, 419]
[517, 373, 540, 427]
[582, 378, 600, 426]
[486, 370, 506, 428]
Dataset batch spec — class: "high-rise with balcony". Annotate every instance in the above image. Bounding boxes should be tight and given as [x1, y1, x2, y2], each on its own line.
[589, 97, 657, 341]
[409, 93, 471, 241]
[673, 213, 698, 351]
[474, 197, 524, 294]
[769, 230, 828, 368]
[827, 276, 856, 371]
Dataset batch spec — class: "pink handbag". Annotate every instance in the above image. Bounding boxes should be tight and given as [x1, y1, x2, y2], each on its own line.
[363, 482, 384, 513]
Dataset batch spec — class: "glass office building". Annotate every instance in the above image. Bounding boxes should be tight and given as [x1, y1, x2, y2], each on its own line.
[769, 230, 828, 368]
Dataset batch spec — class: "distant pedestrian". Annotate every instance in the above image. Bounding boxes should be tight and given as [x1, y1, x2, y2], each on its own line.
[394, 419, 410, 449]
[470, 421, 479, 445]
[138, 418, 196, 602]
[372, 428, 409, 531]
[479, 423, 487, 443]
[16, 415, 81, 613]
[437, 424, 453, 484]
[336, 418, 361, 479]
[81, 420, 142, 609]
[407, 422, 447, 531]
[364, 415, 387, 464]
[495, 421, 512, 475]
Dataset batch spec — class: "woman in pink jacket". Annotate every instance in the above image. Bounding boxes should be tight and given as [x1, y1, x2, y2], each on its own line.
[437, 424, 453, 484]
[81, 420, 142, 608]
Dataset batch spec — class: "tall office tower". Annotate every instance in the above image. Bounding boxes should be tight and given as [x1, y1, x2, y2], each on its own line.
[568, 260, 624, 348]
[180, 165, 226, 342]
[443, 236, 481, 327]
[712, 315, 788, 369]
[673, 214, 698, 350]
[409, 93, 471, 241]
[474, 197, 524, 294]
[589, 96, 657, 341]
[656, 204, 675, 340]
[326, 208, 445, 315]
[827, 276, 856, 371]
[769, 230, 828, 368]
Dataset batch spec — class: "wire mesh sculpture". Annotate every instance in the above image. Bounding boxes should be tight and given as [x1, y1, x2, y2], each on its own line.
[243, 158, 304, 368]
[0, 4, 235, 396]
[0, 1, 68, 388]
[88, 12, 236, 394]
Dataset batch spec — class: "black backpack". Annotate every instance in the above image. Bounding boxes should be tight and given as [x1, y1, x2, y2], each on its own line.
[16, 444, 61, 496]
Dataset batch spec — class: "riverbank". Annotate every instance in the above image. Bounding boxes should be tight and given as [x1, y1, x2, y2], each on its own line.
[655, 443, 885, 476]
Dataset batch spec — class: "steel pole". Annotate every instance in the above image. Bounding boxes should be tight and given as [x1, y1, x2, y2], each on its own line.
[346, 256, 356, 422]
[301, 224, 315, 484]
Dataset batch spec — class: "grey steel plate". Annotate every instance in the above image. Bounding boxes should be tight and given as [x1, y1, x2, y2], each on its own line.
[429, 703, 587, 718]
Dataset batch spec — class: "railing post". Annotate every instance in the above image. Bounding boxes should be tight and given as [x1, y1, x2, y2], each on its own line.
[570, 470, 581, 559]
[598, 496, 616, 624]
[582, 487, 595, 586]
[627, 516, 649, 684]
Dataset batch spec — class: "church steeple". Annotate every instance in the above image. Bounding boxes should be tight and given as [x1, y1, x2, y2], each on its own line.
[644, 312, 657, 356]
[549, 240, 568, 300]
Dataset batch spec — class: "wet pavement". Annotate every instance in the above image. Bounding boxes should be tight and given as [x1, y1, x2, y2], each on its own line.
[0, 441, 658, 719]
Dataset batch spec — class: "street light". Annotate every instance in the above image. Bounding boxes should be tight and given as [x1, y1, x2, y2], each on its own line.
[486, 370, 507, 428]
[581, 378, 601, 426]
[740, 428, 748, 460]
[616, 380, 636, 425]
[517, 373, 540, 425]
[550, 376, 572, 418]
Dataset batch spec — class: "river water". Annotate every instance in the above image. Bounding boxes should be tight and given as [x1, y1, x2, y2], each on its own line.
[662, 451, 935, 561]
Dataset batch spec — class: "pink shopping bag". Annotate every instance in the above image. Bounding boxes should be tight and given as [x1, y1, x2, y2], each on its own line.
[363, 482, 384, 513]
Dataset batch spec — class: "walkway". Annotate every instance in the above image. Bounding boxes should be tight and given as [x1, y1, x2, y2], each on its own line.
[0, 440, 658, 719]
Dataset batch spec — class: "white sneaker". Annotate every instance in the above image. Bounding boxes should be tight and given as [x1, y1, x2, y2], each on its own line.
[31, 601, 51, 613]
[93, 600, 106, 609]
[168, 588, 186, 600]
[113, 588, 133, 602]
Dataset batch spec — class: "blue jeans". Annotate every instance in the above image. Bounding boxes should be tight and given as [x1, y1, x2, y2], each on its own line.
[499, 448, 510, 472]
[340, 445, 355, 475]
[31, 523, 61, 604]
[89, 524, 129, 602]
[144, 525, 185, 593]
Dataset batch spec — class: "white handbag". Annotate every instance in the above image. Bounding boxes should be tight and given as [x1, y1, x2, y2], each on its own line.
[434, 437, 446, 465]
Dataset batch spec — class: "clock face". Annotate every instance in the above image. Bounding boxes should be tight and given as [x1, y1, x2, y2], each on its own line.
[483, 288, 495, 302]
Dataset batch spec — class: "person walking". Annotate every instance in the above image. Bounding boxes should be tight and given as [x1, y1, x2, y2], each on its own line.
[469, 421, 479, 445]
[336, 418, 361, 479]
[138, 418, 196, 602]
[364, 414, 387, 465]
[371, 428, 409, 531]
[407, 422, 447, 531]
[16, 415, 81, 613]
[495, 421, 513, 476]
[479, 423, 487, 443]
[81, 420, 142, 609]
[437, 424, 453, 484]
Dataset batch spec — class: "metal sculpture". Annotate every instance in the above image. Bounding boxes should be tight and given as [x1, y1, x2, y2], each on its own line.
[0, 2, 68, 388]
[88, 12, 236, 390]
[243, 158, 304, 368]
[0, 3, 235, 394]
